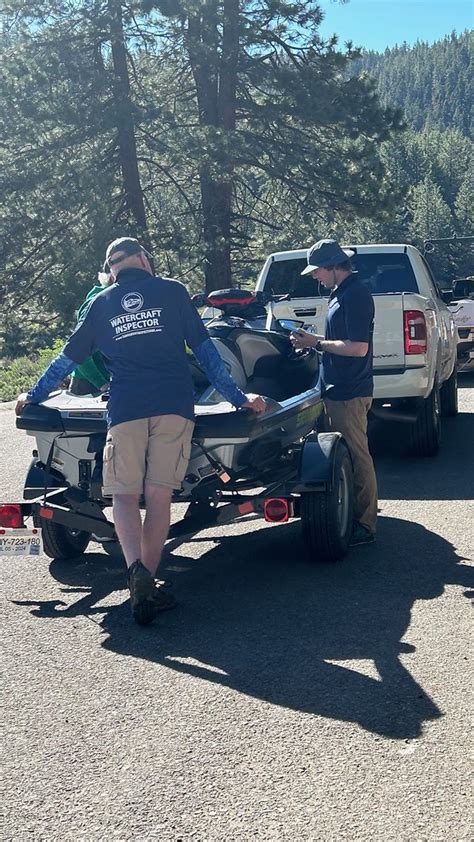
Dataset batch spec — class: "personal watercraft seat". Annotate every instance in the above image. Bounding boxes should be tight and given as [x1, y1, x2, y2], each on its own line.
[196, 327, 319, 402]
[197, 289, 320, 399]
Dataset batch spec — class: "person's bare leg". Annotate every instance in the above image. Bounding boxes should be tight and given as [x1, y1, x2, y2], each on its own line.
[141, 483, 174, 576]
[112, 493, 142, 568]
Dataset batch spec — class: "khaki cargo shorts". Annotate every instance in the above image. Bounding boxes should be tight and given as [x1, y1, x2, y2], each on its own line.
[102, 414, 194, 496]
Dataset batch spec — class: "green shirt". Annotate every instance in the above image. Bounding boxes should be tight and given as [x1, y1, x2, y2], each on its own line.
[71, 285, 110, 390]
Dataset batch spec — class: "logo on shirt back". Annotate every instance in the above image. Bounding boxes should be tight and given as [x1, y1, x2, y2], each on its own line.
[110, 295, 163, 339]
[121, 292, 144, 312]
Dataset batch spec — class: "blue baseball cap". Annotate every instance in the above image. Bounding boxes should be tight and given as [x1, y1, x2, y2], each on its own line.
[301, 239, 354, 275]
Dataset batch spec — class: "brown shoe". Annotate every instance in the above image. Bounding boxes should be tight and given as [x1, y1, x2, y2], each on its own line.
[128, 560, 177, 625]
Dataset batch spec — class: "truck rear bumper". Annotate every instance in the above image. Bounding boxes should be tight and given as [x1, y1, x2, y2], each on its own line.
[373, 365, 430, 401]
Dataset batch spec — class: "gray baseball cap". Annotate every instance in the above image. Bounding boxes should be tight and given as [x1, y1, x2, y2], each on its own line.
[301, 239, 354, 275]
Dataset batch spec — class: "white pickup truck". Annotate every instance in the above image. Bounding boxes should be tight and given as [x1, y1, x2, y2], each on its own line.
[447, 277, 474, 370]
[254, 243, 458, 456]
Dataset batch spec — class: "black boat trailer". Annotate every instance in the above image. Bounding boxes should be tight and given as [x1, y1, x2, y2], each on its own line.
[14, 479, 302, 542]
[1, 433, 353, 563]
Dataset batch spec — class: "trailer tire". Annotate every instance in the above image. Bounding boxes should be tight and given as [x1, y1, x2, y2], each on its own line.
[439, 366, 458, 417]
[301, 444, 353, 563]
[33, 513, 91, 560]
[408, 385, 441, 457]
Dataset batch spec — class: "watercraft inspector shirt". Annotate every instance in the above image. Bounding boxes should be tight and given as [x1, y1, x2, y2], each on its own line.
[63, 269, 210, 427]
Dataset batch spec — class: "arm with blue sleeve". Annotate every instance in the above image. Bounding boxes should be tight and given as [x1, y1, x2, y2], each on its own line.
[193, 339, 247, 408]
[180, 287, 247, 408]
[26, 351, 77, 404]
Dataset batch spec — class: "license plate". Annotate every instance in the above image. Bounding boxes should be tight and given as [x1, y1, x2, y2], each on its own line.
[0, 528, 43, 557]
[469, 350, 474, 359]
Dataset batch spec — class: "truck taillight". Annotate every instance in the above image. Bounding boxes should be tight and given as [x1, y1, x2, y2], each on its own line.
[404, 310, 427, 355]
[0, 504, 24, 528]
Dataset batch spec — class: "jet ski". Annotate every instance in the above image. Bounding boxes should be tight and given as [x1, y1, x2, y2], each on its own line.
[9, 291, 355, 564]
[17, 288, 323, 502]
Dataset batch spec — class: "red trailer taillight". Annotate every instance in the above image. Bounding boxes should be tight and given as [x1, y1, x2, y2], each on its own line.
[39, 507, 54, 520]
[0, 504, 24, 528]
[264, 498, 290, 523]
[404, 310, 427, 355]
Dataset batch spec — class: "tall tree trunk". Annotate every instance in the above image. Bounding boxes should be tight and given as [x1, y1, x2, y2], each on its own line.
[108, 0, 149, 244]
[187, 0, 239, 292]
[200, 170, 233, 290]
[219, 0, 239, 133]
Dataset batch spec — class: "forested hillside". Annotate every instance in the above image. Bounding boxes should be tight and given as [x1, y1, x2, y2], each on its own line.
[346, 31, 473, 286]
[0, 6, 472, 362]
[355, 31, 472, 135]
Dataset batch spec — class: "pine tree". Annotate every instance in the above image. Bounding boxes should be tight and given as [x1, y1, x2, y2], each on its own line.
[409, 176, 454, 280]
[2, 0, 406, 299]
[353, 31, 473, 135]
[138, 0, 405, 289]
[453, 175, 474, 277]
[0, 2, 155, 353]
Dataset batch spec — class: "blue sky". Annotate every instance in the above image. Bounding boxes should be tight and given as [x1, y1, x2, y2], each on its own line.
[317, 0, 473, 51]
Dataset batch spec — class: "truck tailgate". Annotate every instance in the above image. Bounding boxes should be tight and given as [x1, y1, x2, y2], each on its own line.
[270, 294, 412, 369]
[372, 296, 405, 369]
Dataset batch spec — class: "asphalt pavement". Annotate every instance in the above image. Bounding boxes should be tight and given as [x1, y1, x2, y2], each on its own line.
[1, 376, 473, 840]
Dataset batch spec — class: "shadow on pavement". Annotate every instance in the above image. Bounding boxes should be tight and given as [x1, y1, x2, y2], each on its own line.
[15, 514, 472, 741]
[13, 552, 126, 619]
[13, 377, 473, 738]
[369, 408, 474, 500]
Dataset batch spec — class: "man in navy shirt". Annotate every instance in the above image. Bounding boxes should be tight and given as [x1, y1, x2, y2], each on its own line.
[291, 239, 377, 546]
[16, 237, 266, 624]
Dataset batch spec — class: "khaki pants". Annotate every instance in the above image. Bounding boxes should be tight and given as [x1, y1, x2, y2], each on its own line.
[102, 415, 194, 496]
[324, 397, 378, 534]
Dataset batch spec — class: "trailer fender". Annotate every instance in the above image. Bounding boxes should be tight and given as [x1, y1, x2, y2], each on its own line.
[23, 459, 65, 500]
[298, 432, 349, 489]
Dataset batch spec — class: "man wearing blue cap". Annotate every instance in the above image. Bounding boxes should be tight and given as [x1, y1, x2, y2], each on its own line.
[291, 239, 377, 546]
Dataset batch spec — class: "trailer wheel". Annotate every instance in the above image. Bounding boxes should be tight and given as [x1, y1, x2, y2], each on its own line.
[33, 513, 91, 560]
[301, 444, 353, 563]
[439, 366, 458, 417]
[408, 385, 441, 457]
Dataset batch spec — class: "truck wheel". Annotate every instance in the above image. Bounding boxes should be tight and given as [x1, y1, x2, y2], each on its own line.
[439, 366, 458, 417]
[408, 386, 441, 457]
[33, 513, 91, 560]
[301, 444, 353, 563]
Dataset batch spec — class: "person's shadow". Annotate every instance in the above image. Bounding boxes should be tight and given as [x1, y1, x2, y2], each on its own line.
[15, 514, 472, 741]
